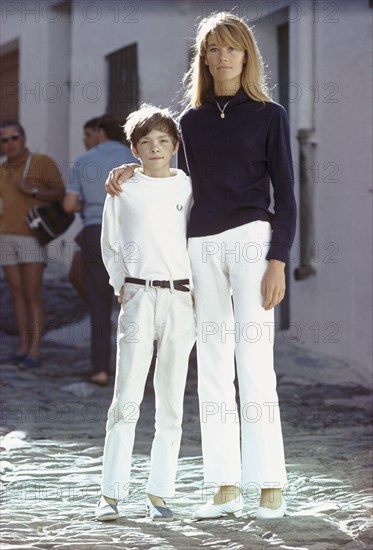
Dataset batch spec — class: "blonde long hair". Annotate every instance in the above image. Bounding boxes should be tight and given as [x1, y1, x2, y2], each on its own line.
[184, 12, 272, 107]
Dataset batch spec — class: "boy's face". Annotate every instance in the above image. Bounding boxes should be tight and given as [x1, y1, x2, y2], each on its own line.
[131, 129, 179, 178]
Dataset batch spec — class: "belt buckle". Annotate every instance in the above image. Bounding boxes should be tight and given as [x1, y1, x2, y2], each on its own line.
[149, 280, 168, 288]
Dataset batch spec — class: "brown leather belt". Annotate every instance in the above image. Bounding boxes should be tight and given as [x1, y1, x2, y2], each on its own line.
[125, 277, 190, 292]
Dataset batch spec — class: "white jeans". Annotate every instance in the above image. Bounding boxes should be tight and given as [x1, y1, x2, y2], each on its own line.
[101, 283, 196, 501]
[188, 221, 287, 491]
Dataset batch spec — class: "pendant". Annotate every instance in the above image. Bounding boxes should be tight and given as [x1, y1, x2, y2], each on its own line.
[216, 99, 230, 119]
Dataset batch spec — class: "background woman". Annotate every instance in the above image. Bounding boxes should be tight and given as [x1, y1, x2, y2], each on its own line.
[0, 121, 65, 369]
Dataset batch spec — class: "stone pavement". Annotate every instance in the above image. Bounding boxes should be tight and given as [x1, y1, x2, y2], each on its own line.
[0, 283, 372, 549]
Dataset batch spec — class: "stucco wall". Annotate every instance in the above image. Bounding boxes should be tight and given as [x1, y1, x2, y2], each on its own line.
[68, 1, 201, 158]
[1, 1, 70, 175]
[287, 1, 372, 371]
[1, 0, 372, 370]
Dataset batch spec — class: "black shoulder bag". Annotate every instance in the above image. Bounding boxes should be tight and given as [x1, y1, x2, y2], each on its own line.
[25, 155, 75, 246]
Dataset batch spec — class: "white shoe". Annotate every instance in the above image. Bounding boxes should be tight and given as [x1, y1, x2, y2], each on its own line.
[146, 498, 174, 521]
[193, 494, 243, 519]
[256, 497, 286, 519]
[95, 497, 119, 521]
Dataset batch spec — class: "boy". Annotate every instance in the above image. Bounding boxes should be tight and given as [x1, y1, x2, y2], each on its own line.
[96, 105, 196, 522]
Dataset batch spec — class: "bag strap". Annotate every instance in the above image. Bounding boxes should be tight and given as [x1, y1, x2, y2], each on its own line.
[22, 154, 33, 179]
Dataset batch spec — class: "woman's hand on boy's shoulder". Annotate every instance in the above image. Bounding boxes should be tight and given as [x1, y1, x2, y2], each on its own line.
[105, 163, 140, 196]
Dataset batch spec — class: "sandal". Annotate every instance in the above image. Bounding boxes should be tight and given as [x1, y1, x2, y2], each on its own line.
[19, 356, 42, 369]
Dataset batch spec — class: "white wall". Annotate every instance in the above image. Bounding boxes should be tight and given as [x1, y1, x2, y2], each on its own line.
[288, 0, 372, 370]
[1, 1, 371, 368]
[68, 1, 202, 158]
[0, 1, 71, 177]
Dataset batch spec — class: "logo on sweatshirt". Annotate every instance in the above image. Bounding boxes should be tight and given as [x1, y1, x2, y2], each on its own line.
[176, 204, 183, 211]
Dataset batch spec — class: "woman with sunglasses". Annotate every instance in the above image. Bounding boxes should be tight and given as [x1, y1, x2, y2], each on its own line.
[0, 121, 65, 368]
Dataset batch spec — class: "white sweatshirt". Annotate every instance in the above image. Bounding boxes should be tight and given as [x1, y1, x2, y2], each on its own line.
[101, 169, 193, 295]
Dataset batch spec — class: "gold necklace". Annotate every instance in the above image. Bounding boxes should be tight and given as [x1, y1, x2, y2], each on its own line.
[216, 100, 231, 119]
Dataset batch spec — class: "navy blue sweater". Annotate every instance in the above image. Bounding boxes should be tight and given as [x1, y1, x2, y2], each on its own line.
[179, 87, 297, 263]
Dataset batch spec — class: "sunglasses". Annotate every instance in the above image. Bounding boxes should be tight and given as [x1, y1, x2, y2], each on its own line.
[1, 134, 21, 144]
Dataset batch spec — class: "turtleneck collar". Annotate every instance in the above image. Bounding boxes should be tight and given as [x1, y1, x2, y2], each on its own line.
[205, 86, 252, 107]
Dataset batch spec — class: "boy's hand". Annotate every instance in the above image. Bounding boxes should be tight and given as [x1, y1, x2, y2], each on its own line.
[105, 163, 140, 196]
[118, 286, 124, 304]
[261, 260, 286, 310]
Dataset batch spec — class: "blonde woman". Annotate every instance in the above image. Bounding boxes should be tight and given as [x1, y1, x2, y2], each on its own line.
[106, 12, 296, 519]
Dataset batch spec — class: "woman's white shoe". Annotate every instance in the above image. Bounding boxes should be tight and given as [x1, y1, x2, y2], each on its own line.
[193, 494, 243, 519]
[256, 497, 286, 519]
[95, 497, 119, 521]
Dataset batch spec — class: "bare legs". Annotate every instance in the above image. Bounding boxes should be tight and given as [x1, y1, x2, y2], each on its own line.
[213, 486, 282, 509]
[3, 262, 45, 359]
[213, 485, 240, 504]
[260, 488, 283, 509]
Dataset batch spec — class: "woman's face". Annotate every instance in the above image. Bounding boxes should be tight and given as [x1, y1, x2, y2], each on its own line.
[205, 35, 246, 95]
[0, 125, 26, 161]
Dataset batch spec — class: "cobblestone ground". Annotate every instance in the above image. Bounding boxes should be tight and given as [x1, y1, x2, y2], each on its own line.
[0, 284, 372, 549]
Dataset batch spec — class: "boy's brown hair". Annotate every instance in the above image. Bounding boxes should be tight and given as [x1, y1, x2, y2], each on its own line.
[124, 104, 180, 147]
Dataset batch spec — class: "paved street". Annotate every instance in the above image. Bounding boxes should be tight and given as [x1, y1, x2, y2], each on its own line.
[0, 282, 372, 549]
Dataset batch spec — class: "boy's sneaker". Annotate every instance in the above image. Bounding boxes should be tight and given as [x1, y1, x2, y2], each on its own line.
[95, 497, 119, 521]
[146, 498, 173, 521]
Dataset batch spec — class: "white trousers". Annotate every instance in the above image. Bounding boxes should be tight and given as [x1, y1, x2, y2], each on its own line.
[101, 283, 196, 501]
[188, 221, 287, 490]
